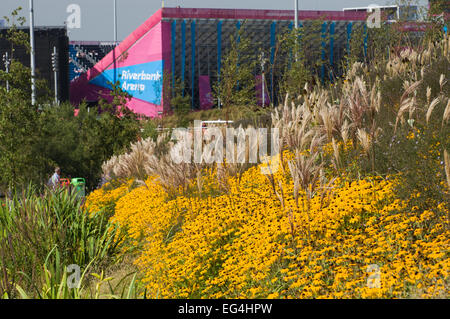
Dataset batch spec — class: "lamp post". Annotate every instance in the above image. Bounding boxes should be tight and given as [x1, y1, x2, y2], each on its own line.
[114, 0, 117, 45]
[260, 51, 266, 107]
[294, 0, 299, 62]
[51, 46, 59, 105]
[29, 0, 36, 106]
[2, 52, 10, 92]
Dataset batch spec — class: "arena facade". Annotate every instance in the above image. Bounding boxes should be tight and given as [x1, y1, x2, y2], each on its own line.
[70, 7, 369, 118]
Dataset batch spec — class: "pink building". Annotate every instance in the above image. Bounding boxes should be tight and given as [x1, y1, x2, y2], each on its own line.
[70, 7, 367, 118]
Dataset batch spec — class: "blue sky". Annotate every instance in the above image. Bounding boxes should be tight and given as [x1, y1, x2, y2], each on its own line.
[0, 0, 428, 41]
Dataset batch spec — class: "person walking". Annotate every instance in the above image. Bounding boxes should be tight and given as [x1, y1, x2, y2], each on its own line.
[48, 167, 61, 189]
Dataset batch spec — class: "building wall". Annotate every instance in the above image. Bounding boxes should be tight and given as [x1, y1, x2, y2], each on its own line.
[167, 18, 365, 108]
[70, 8, 368, 117]
[70, 10, 168, 117]
[0, 27, 69, 102]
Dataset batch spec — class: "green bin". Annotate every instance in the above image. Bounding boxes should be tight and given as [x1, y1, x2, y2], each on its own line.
[71, 178, 86, 198]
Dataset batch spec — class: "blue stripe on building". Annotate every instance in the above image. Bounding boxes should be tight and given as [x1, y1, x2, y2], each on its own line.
[321, 22, 327, 83]
[191, 20, 196, 108]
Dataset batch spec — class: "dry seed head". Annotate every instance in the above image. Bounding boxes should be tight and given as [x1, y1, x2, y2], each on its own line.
[319, 106, 335, 141]
[288, 160, 300, 207]
[426, 87, 432, 104]
[331, 138, 340, 170]
[445, 150, 450, 190]
[443, 98, 450, 125]
[426, 97, 441, 124]
[357, 128, 371, 155]
[439, 74, 446, 91]
[341, 120, 350, 145]
[400, 80, 421, 105]
[395, 97, 415, 132]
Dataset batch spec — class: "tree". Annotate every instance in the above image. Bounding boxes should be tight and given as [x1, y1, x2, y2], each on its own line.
[0, 8, 140, 192]
[428, 0, 449, 15]
[213, 23, 257, 111]
[277, 26, 312, 105]
[0, 8, 50, 192]
[38, 82, 140, 191]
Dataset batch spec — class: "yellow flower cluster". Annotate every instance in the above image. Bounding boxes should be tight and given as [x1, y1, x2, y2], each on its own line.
[100, 157, 449, 299]
[85, 180, 133, 214]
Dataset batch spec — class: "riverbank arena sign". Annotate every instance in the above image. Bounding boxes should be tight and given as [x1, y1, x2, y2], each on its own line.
[70, 10, 170, 118]
[89, 60, 164, 105]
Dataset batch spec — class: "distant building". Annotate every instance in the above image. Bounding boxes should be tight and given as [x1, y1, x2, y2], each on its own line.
[70, 7, 368, 117]
[0, 26, 70, 102]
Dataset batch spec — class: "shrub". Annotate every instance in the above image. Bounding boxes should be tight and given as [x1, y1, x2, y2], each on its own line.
[0, 186, 125, 298]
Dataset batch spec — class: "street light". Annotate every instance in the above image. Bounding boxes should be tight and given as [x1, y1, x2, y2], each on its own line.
[51, 46, 59, 105]
[2, 52, 10, 92]
[114, 0, 118, 44]
[259, 51, 267, 107]
[295, 0, 299, 29]
[29, 0, 36, 106]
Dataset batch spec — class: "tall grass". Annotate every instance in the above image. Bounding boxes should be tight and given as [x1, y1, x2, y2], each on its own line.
[0, 186, 125, 298]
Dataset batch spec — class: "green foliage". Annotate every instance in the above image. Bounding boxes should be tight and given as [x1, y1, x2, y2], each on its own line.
[36, 100, 139, 191]
[428, 0, 449, 15]
[0, 9, 140, 192]
[213, 23, 257, 109]
[372, 52, 450, 212]
[276, 27, 313, 104]
[328, 22, 449, 214]
[1, 7, 29, 58]
[140, 119, 159, 141]
[0, 45, 51, 192]
[170, 76, 191, 127]
[270, 19, 329, 105]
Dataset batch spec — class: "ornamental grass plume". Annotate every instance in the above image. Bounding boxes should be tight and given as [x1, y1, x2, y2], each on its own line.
[318, 105, 339, 142]
[343, 77, 370, 133]
[144, 149, 199, 195]
[357, 128, 372, 156]
[288, 133, 326, 212]
[439, 74, 446, 93]
[426, 96, 441, 124]
[331, 137, 341, 172]
[272, 100, 315, 152]
[395, 81, 421, 132]
[387, 48, 420, 76]
[340, 119, 351, 145]
[101, 136, 161, 183]
[222, 125, 264, 190]
[443, 98, 450, 126]
[445, 150, 450, 190]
